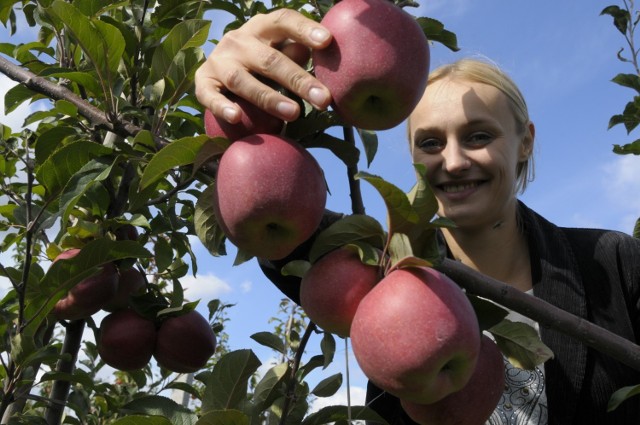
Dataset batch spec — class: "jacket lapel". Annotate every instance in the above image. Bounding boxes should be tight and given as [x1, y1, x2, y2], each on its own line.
[520, 203, 588, 424]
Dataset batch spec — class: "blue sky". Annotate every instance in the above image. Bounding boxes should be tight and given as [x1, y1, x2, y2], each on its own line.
[2, 0, 640, 411]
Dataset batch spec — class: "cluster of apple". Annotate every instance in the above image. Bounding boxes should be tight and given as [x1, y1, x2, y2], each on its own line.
[300, 249, 504, 425]
[205, 0, 432, 258]
[203, 0, 506, 422]
[98, 308, 217, 374]
[52, 226, 217, 374]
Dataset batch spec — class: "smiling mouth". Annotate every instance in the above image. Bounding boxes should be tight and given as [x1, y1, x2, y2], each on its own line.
[439, 181, 482, 193]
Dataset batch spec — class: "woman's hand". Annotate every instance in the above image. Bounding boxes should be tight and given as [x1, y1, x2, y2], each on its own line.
[195, 9, 333, 124]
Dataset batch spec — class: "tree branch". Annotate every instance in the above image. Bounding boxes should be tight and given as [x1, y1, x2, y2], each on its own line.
[44, 320, 85, 425]
[435, 258, 640, 371]
[0, 55, 163, 145]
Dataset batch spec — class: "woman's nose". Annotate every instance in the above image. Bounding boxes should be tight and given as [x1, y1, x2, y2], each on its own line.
[442, 144, 471, 174]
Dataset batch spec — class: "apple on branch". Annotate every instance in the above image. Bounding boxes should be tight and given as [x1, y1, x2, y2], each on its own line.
[52, 249, 119, 321]
[154, 310, 217, 373]
[312, 0, 430, 130]
[213, 133, 327, 260]
[350, 266, 481, 405]
[400, 335, 505, 425]
[300, 245, 381, 337]
[98, 309, 157, 371]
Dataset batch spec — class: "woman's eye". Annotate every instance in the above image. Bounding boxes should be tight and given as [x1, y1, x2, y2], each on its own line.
[416, 138, 444, 153]
[467, 132, 493, 146]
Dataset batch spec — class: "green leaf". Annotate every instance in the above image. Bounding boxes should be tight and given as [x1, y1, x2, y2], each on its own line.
[252, 362, 289, 411]
[301, 405, 389, 425]
[201, 349, 261, 413]
[613, 138, 640, 155]
[250, 331, 286, 354]
[49, 1, 125, 88]
[140, 135, 210, 190]
[608, 384, 640, 412]
[467, 294, 509, 331]
[601, 5, 630, 35]
[46, 70, 104, 99]
[357, 128, 378, 167]
[308, 214, 385, 263]
[633, 216, 640, 239]
[611, 73, 640, 93]
[35, 140, 113, 196]
[416, 16, 460, 52]
[356, 171, 418, 236]
[280, 259, 311, 278]
[320, 331, 336, 368]
[489, 319, 554, 370]
[149, 19, 211, 85]
[408, 163, 439, 224]
[3, 82, 38, 114]
[194, 182, 227, 257]
[300, 132, 360, 169]
[195, 410, 249, 425]
[123, 395, 197, 425]
[311, 373, 342, 397]
[59, 157, 116, 228]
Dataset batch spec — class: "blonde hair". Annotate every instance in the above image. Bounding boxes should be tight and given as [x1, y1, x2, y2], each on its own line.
[409, 58, 535, 193]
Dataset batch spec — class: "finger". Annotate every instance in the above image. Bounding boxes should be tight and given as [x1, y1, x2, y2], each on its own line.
[249, 9, 332, 50]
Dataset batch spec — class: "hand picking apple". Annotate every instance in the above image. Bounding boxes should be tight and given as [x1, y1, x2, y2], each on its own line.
[312, 0, 430, 130]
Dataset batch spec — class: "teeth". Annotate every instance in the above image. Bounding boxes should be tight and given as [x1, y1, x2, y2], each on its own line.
[441, 182, 478, 193]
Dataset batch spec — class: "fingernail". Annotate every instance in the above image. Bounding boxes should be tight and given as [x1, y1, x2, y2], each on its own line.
[310, 28, 330, 44]
[223, 106, 240, 122]
[276, 101, 298, 120]
[309, 87, 329, 108]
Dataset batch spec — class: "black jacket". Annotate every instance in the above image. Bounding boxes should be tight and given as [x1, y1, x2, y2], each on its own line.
[261, 203, 640, 424]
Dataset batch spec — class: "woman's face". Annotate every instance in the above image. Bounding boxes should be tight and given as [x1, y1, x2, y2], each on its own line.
[409, 77, 533, 230]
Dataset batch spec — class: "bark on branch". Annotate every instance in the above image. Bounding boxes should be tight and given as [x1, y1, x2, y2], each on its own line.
[0, 55, 154, 142]
[435, 258, 640, 371]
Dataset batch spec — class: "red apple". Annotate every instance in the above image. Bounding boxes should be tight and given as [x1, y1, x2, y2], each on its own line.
[98, 309, 157, 371]
[300, 246, 381, 337]
[400, 335, 505, 425]
[102, 267, 147, 312]
[312, 0, 430, 130]
[350, 267, 480, 405]
[154, 310, 217, 373]
[204, 94, 283, 141]
[213, 134, 327, 260]
[52, 249, 119, 320]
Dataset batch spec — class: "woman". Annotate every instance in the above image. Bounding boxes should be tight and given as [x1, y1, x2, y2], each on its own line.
[195, 9, 640, 424]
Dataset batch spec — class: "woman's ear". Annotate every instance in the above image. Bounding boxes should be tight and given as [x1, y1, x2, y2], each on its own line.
[519, 121, 535, 161]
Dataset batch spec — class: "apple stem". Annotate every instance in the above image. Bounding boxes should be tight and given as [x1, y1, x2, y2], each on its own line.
[279, 320, 317, 425]
[436, 258, 640, 371]
[343, 126, 366, 215]
[44, 319, 85, 425]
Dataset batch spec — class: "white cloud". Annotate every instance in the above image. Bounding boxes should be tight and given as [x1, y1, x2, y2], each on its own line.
[240, 279, 252, 293]
[603, 155, 640, 208]
[181, 272, 233, 303]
